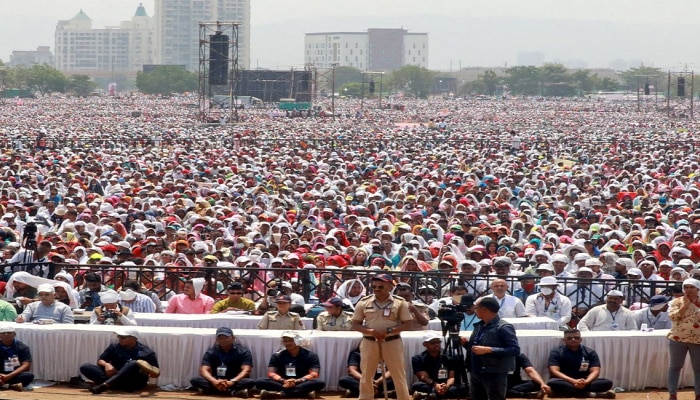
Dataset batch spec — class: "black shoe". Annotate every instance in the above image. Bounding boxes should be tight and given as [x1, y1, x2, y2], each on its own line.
[232, 388, 249, 398]
[69, 376, 91, 389]
[89, 384, 107, 394]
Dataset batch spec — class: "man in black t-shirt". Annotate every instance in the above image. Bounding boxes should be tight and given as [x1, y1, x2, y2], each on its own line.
[411, 332, 466, 399]
[190, 327, 255, 397]
[255, 331, 325, 399]
[79, 328, 160, 394]
[547, 329, 615, 398]
[506, 353, 550, 399]
[338, 347, 394, 398]
[0, 325, 34, 391]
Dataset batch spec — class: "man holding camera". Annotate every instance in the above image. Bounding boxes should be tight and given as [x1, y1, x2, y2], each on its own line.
[90, 290, 136, 326]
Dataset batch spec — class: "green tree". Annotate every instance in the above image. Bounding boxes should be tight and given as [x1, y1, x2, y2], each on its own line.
[618, 66, 664, 92]
[339, 82, 363, 97]
[478, 69, 500, 95]
[387, 65, 435, 98]
[136, 66, 198, 94]
[504, 66, 541, 95]
[67, 75, 97, 97]
[571, 70, 596, 94]
[599, 77, 619, 92]
[21, 64, 67, 94]
[334, 66, 363, 87]
[458, 80, 487, 96]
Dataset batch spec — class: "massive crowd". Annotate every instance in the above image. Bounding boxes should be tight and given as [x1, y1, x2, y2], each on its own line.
[1, 94, 700, 398]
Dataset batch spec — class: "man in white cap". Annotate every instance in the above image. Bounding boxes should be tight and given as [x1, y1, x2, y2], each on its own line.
[633, 295, 671, 330]
[577, 290, 637, 331]
[525, 277, 572, 327]
[0, 325, 34, 391]
[16, 283, 73, 324]
[80, 328, 160, 394]
[89, 290, 136, 326]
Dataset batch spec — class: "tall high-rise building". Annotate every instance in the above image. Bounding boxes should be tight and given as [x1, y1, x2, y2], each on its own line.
[153, 0, 250, 71]
[54, 5, 153, 73]
[304, 28, 428, 71]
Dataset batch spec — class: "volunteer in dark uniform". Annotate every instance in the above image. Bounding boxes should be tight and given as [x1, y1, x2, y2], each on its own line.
[411, 332, 465, 399]
[258, 295, 305, 330]
[79, 328, 160, 394]
[338, 347, 394, 398]
[351, 273, 413, 400]
[256, 331, 326, 399]
[315, 297, 354, 331]
[190, 327, 255, 397]
[507, 353, 551, 399]
[0, 325, 33, 391]
[546, 329, 615, 398]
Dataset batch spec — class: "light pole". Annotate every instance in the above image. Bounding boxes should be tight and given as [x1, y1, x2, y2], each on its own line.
[331, 63, 338, 119]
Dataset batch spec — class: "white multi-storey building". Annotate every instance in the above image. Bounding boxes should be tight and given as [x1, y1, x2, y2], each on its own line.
[54, 5, 153, 73]
[153, 0, 250, 71]
[305, 28, 428, 71]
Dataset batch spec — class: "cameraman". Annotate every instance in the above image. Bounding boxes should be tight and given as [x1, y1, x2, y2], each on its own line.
[90, 290, 136, 326]
[8, 239, 53, 278]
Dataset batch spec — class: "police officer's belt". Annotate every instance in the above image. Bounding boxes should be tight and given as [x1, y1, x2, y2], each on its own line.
[363, 335, 401, 342]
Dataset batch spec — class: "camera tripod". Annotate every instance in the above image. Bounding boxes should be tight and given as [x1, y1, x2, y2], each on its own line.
[440, 319, 469, 400]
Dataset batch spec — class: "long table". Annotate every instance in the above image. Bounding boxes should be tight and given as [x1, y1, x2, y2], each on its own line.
[427, 316, 560, 331]
[5, 323, 694, 391]
[132, 312, 314, 330]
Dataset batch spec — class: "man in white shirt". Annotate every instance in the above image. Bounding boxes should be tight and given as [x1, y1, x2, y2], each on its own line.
[577, 290, 637, 331]
[633, 295, 672, 330]
[483, 278, 527, 318]
[525, 277, 572, 326]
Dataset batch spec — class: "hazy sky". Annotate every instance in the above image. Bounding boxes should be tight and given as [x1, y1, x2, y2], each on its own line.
[3, 0, 700, 71]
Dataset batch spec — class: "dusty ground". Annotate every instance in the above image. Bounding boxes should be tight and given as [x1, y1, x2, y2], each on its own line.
[0, 385, 689, 400]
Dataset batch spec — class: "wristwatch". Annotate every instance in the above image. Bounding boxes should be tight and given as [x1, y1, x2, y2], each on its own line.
[387, 327, 394, 333]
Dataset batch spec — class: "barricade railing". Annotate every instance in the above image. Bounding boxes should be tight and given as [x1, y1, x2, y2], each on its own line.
[6, 263, 679, 311]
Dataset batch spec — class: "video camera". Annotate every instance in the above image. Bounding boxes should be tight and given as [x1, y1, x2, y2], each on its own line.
[437, 294, 475, 326]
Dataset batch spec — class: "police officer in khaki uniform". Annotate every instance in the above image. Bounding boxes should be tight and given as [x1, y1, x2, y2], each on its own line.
[316, 297, 354, 331]
[394, 283, 431, 331]
[352, 274, 413, 400]
[258, 295, 305, 330]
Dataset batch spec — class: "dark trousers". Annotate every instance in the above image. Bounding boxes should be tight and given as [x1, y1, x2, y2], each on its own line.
[80, 361, 149, 392]
[507, 380, 541, 397]
[547, 378, 613, 397]
[470, 373, 508, 400]
[5, 372, 34, 387]
[339, 376, 395, 396]
[255, 377, 326, 398]
[190, 376, 255, 394]
[412, 382, 466, 399]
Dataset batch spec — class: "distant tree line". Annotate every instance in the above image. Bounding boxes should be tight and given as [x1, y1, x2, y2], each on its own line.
[0, 62, 97, 97]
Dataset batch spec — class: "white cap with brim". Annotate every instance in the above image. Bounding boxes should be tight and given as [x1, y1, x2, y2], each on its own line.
[422, 332, 443, 343]
[37, 283, 55, 294]
[606, 290, 624, 298]
[114, 328, 139, 340]
[0, 325, 15, 334]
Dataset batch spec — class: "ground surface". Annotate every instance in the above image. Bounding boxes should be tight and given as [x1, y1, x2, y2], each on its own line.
[0, 385, 690, 400]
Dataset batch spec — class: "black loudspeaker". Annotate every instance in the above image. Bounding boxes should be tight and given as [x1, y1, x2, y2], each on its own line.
[678, 77, 686, 97]
[209, 33, 229, 85]
[644, 83, 650, 95]
[369, 80, 375, 94]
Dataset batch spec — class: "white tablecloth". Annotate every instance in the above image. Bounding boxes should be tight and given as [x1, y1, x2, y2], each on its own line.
[133, 313, 314, 330]
[427, 316, 559, 331]
[3, 323, 695, 391]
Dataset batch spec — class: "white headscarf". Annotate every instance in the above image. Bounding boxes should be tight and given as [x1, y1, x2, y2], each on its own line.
[336, 279, 366, 305]
[191, 277, 205, 298]
[53, 281, 79, 308]
[5, 272, 56, 298]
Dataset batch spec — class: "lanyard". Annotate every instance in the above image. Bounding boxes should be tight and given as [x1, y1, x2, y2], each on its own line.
[609, 310, 618, 322]
[462, 313, 477, 330]
[647, 310, 661, 326]
[543, 296, 556, 312]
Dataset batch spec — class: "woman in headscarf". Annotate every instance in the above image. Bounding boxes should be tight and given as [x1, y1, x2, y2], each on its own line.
[336, 278, 366, 307]
[54, 281, 79, 308]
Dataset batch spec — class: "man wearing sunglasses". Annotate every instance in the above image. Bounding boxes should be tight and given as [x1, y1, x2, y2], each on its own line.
[546, 329, 616, 399]
[211, 283, 256, 314]
[352, 274, 413, 400]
